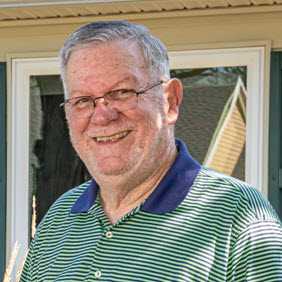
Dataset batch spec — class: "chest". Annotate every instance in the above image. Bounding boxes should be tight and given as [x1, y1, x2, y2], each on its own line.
[29, 212, 232, 282]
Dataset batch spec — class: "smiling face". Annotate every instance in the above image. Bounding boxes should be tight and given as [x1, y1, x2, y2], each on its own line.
[65, 39, 179, 184]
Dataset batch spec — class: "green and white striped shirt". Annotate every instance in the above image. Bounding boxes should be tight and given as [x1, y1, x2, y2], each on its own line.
[20, 139, 282, 282]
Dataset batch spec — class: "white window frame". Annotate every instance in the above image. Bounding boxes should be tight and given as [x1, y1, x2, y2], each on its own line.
[8, 46, 268, 276]
[8, 57, 60, 278]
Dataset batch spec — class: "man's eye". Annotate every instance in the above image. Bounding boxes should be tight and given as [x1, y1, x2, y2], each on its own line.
[73, 97, 91, 107]
[118, 89, 131, 94]
[108, 89, 135, 100]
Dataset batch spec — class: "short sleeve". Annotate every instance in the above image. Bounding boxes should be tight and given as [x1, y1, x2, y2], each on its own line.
[227, 220, 282, 281]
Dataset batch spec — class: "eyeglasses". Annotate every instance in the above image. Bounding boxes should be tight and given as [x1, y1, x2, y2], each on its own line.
[60, 80, 164, 119]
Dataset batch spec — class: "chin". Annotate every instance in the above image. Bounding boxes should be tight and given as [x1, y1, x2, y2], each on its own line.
[97, 165, 127, 176]
[88, 156, 132, 176]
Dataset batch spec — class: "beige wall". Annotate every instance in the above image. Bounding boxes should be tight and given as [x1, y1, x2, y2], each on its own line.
[1, 9, 282, 61]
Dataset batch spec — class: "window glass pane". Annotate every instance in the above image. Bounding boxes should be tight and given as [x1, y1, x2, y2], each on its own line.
[29, 75, 90, 238]
[172, 67, 247, 181]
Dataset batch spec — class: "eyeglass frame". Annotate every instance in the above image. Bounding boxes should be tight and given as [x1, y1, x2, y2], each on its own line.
[59, 80, 165, 110]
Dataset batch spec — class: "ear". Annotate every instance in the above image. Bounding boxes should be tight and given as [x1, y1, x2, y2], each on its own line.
[164, 78, 183, 125]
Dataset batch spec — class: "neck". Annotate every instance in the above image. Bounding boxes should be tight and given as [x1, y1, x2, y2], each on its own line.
[97, 144, 178, 224]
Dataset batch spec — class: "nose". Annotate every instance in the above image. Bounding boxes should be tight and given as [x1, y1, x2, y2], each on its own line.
[90, 99, 118, 126]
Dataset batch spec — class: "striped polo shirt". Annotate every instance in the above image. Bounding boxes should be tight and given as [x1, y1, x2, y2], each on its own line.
[20, 139, 282, 282]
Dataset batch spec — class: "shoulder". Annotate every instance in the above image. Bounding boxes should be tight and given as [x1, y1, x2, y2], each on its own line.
[20, 181, 92, 280]
[190, 167, 282, 247]
[193, 167, 281, 224]
[34, 180, 91, 235]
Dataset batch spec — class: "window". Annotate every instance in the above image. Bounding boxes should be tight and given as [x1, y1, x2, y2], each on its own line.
[169, 47, 268, 191]
[29, 75, 90, 227]
[172, 67, 247, 181]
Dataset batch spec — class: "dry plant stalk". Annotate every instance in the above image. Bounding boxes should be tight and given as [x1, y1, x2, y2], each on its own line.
[3, 241, 20, 282]
[31, 195, 37, 239]
[3, 196, 37, 282]
[15, 250, 28, 282]
[15, 196, 37, 281]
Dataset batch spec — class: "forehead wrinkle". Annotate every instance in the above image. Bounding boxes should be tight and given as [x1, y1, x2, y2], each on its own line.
[111, 76, 139, 88]
[68, 89, 92, 97]
[68, 75, 140, 98]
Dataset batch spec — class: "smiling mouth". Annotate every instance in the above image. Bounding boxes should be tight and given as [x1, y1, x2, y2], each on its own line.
[95, 131, 130, 143]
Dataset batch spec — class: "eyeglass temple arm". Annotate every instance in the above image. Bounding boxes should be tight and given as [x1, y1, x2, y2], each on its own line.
[136, 80, 164, 96]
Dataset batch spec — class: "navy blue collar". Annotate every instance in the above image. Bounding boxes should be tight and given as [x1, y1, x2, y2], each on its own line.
[71, 139, 200, 214]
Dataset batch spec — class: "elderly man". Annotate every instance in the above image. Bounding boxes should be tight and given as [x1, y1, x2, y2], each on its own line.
[20, 21, 282, 282]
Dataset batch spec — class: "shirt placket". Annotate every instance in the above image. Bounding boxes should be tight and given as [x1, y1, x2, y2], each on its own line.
[85, 196, 143, 281]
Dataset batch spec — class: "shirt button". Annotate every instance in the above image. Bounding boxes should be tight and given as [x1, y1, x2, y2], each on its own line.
[95, 270, 102, 278]
[106, 231, 113, 238]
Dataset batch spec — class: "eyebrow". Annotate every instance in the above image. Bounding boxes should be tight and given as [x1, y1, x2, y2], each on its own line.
[69, 76, 139, 97]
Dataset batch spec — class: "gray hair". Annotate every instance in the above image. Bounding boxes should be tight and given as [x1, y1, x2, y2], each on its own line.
[59, 20, 170, 97]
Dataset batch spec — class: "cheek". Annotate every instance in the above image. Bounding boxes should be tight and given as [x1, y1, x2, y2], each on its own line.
[141, 102, 167, 130]
[135, 111, 166, 146]
[67, 117, 88, 138]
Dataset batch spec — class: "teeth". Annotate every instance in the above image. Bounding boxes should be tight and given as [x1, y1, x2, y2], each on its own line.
[96, 131, 129, 142]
